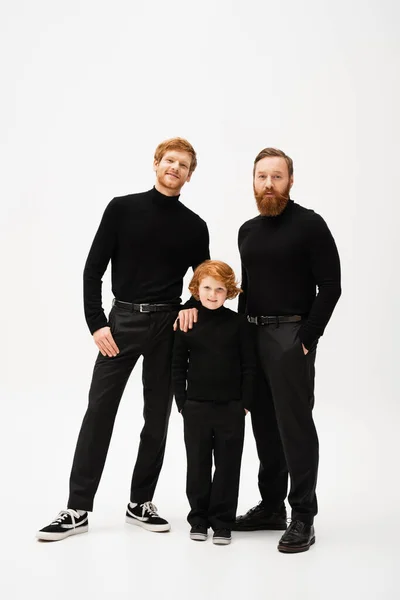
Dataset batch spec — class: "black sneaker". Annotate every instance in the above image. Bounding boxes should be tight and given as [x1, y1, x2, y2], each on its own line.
[278, 520, 315, 553]
[125, 502, 170, 532]
[190, 525, 208, 541]
[212, 529, 232, 545]
[36, 509, 88, 541]
[233, 501, 287, 531]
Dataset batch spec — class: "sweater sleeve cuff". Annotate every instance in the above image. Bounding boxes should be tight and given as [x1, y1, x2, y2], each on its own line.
[298, 325, 319, 350]
[88, 314, 108, 335]
[181, 297, 201, 310]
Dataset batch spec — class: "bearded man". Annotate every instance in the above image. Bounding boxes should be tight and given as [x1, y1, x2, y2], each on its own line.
[233, 148, 341, 553]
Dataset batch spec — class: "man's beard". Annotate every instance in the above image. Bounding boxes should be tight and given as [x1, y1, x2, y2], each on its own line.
[254, 184, 291, 217]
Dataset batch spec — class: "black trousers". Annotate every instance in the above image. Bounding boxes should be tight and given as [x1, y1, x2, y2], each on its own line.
[183, 400, 245, 530]
[251, 321, 318, 524]
[67, 305, 177, 511]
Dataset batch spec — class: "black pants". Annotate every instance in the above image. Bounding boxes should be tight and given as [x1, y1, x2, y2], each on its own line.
[67, 305, 177, 511]
[251, 321, 318, 524]
[183, 400, 245, 531]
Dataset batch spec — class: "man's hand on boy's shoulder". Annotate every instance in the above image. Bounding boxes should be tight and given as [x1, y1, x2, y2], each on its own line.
[173, 308, 198, 332]
[244, 408, 249, 415]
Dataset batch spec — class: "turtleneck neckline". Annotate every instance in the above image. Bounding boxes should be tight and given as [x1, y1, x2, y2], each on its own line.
[151, 185, 180, 207]
[198, 304, 227, 317]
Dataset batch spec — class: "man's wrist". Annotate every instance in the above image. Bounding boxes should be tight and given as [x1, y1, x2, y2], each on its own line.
[88, 318, 108, 335]
[298, 324, 318, 350]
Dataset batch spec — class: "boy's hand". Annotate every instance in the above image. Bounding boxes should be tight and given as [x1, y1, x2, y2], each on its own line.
[173, 308, 198, 332]
[302, 343, 309, 355]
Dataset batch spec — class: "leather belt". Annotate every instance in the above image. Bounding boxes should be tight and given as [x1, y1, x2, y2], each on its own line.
[247, 315, 302, 326]
[113, 299, 180, 313]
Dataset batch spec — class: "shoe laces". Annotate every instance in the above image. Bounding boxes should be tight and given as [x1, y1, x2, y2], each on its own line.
[247, 501, 264, 515]
[288, 519, 305, 533]
[140, 501, 159, 517]
[51, 509, 81, 525]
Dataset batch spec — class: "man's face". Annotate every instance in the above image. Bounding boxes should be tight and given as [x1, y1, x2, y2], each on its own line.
[198, 276, 227, 310]
[154, 149, 192, 196]
[253, 156, 293, 217]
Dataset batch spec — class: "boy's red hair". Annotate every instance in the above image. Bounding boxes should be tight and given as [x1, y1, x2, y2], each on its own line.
[189, 260, 242, 300]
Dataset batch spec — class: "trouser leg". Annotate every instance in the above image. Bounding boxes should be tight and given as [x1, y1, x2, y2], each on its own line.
[130, 312, 176, 504]
[258, 323, 319, 524]
[251, 361, 288, 513]
[208, 402, 245, 530]
[67, 305, 148, 511]
[183, 401, 213, 527]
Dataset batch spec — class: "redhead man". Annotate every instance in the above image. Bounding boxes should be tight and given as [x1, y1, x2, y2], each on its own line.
[37, 138, 209, 541]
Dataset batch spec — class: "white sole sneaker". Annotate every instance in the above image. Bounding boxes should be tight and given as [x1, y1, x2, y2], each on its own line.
[125, 516, 170, 532]
[190, 532, 208, 541]
[212, 536, 231, 545]
[36, 525, 89, 541]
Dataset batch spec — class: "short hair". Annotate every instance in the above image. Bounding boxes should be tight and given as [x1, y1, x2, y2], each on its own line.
[253, 148, 293, 177]
[154, 137, 197, 174]
[189, 260, 242, 300]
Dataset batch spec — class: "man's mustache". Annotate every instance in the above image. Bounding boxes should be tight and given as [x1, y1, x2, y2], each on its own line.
[261, 190, 290, 200]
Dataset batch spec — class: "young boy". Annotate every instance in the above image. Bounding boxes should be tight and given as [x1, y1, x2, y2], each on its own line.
[172, 260, 256, 545]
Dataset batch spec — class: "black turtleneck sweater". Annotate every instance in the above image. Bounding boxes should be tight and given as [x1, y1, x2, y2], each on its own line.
[83, 187, 210, 334]
[238, 200, 341, 349]
[172, 305, 257, 411]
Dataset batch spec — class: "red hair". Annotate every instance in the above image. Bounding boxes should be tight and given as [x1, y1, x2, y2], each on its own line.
[154, 137, 197, 174]
[189, 260, 242, 300]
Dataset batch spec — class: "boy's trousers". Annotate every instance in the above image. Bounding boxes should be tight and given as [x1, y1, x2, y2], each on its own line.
[183, 399, 245, 530]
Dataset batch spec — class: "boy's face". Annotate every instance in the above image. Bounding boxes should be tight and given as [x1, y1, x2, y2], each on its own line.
[198, 276, 227, 310]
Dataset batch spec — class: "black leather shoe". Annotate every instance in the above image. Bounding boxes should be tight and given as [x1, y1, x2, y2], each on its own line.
[232, 501, 287, 531]
[278, 520, 315, 553]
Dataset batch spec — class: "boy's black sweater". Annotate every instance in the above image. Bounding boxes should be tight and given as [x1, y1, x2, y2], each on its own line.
[83, 187, 210, 334]
[172, 305, 256, 411]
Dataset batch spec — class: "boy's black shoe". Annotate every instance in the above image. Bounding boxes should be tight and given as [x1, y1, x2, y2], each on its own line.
[212, 529, 232, 545]
[190, 524, 208, 541]
[125, 502, 171, 532]
[233, 501, 287, 531]
[36, 509, 89, 541]
[278, 520, 315, 553]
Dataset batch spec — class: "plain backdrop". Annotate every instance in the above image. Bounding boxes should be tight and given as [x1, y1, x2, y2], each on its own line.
[1, 1, 399, 599]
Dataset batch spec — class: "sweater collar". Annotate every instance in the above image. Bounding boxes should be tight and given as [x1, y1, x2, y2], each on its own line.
[150, 186, 180, 207]
[198, 304, 227, 318]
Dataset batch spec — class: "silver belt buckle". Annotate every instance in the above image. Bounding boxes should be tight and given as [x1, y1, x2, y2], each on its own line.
[139, 303, 149, 313]
[247, 316, 258, 325]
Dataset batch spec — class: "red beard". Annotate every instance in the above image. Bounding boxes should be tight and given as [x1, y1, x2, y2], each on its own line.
[254, 184, 291, 217]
